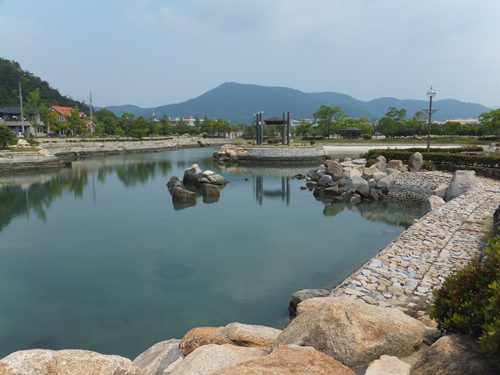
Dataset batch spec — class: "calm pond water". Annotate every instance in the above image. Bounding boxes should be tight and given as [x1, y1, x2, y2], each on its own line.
[0, 147, 419, 359]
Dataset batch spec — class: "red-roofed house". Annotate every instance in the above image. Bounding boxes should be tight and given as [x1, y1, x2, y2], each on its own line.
[49, 106, 95, 135]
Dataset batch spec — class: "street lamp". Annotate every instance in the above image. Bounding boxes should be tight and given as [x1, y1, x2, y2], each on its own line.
[424, 87, 438, 152]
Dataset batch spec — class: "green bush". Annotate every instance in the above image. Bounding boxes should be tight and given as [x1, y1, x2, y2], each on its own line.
[233, 141, 242, 145]
[479, 280, 500, 368]
[428, 235, 500, 368]
[362, 133, 372, 140]
[360, 148, 499, 168]
[310, 140, 315, 145]
[421, 161, 436, 171]
[246, 140, 256, 146]
[365, 159, 377, 167]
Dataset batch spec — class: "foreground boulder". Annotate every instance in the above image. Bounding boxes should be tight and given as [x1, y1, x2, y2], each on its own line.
[272, 297, 425, 367]
[169, 344, 266, 375]
[220, 323, 282, 352]
[0, 349, 143, 375]
[211, 345, 354, 375]
[444, 170, 476, 201]
[365, 355, 411, 375]
[180, 327, 232, 356]
[410, 334, 498, 375]
[288, 289, 330, 315]
[133, 339, 182, 375]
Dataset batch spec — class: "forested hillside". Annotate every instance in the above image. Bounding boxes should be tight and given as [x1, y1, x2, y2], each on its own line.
[0, 58, 89, 113]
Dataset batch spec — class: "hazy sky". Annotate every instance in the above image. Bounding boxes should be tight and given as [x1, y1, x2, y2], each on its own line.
[1, 0, 499, 108]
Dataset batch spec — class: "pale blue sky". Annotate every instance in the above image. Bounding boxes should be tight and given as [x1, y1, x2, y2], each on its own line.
[1, 0, 499, 108]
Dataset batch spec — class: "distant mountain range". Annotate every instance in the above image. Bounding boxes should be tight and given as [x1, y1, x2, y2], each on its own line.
[103, 82, 492, 124]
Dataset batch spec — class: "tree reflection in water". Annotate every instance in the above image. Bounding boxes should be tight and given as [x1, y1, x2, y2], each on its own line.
[0, 159, 173, 232]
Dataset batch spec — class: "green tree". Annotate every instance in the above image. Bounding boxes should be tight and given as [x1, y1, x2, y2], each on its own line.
[295, 121, 314, 137]
[41, 107, 59, 133]
[194, 115, 201, 128]
[313, 105, 346, 138]
[444, 121, 460, 141]
[176, 118, 187, 134]
[201, 118, 216, 136]
[160, 114, 172, 135]
[22, 88, 44, 133]
[130, 116, 149, 139]
[377, 107, 407, 138]
[413, 111, 428, 135]
[66, 108, 85, 136]
[479, 108, 500, 135]
[215, 119, 231, 135]
[0, 125, 15, 148]
[102, 116, 116, 134]
[95, 121, 105, 134]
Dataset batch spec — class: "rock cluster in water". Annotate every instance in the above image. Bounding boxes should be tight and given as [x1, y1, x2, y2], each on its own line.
[167, 164, 229, 203]
[303, 156, 412, 204]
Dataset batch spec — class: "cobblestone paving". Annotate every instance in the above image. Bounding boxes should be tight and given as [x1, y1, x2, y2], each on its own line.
[331, 174, 500, 309]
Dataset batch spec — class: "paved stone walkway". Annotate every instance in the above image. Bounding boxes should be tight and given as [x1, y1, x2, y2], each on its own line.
[331, 174, 500, 309]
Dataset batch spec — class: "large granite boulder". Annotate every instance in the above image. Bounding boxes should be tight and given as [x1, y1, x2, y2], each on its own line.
[180, 327, 232, 356]
[317, 175, 335, 190]
[183, 164, 202, 186]
[324, 160, 344, 175]
[296, 297, 336, 316]
[210, 345, 355, 375]
[408, 152, 423, 172]
[169, 344, 266, 375]
[167, 176, 196, 202]
[387, 160, 403, 169]
[344, 176, 370, 198]
[272, 297, 425, 367]
[434, 183, 448, 199]
[199, 170, 229, 185]
[365, 355, 411, 375]
[410, 334, 499, 375]
[421, 195, 445, 216]
[220, 323, 282, 352]
[0, 349, 143, 375]
[377, 173, 398, 194]
[133, 339, 182, 375]
[288, 289, 330, 315]
[444, 170, 476, 201]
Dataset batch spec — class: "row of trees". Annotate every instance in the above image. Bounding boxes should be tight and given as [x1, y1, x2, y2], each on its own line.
[291, 104, 500, 139]
[94, 112, 242, 139]
[378, 107, 500, 139]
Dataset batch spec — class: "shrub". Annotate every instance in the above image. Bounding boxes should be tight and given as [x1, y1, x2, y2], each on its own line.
[365, 159, 377, 167]
[428, 235, 500, 368]
[422, 161, 436, 171]
[233, 141, 242, 145]
[246, 140, 256, 146]
[479, 280, 500, 368]
[362, 133, 372, 140]
[310, 140, 315, 145]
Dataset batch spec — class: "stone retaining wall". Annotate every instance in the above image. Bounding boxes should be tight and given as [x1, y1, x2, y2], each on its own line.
[0, 138, 233, 172]
[218, 145, 328, 162]
[330, 174, 500, 309]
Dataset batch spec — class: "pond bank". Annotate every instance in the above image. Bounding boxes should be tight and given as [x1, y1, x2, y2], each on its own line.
[330, 172, 500, 310]
[0, 138, 234, 172]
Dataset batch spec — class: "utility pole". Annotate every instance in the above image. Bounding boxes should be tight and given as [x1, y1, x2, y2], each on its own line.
[19, 82, 25, 134]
